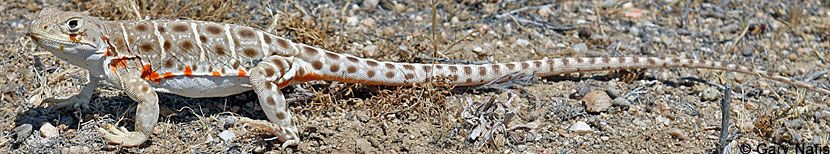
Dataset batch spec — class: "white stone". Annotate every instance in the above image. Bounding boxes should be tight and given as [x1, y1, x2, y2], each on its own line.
[569, 121, 593, 134]
[39, 123, 58, 138]
[218, 130, 236, 141]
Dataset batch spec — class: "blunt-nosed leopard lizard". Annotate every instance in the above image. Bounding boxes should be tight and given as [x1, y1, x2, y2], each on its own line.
[27, 8, 830, 147]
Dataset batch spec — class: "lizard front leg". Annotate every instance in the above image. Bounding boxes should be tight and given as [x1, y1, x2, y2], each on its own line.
[97, 60, 159, 147]
[244, 56, 301, 148]
[46, 75, 100, 110]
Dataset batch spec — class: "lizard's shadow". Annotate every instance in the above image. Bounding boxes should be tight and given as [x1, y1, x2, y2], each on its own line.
[13, 91, 268, 134]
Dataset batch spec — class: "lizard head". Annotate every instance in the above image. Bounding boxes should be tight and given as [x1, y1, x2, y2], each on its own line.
[28, 8, 109, 62]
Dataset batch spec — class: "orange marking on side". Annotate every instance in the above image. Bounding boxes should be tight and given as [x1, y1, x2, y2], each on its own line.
[140, 64, 161, 83]
[184, 66, 194, 76]
[212, 71, 221, 76]
[276, 81, 292, 88]
[237, 68, 247, 76]
[162, 72, 175, 78]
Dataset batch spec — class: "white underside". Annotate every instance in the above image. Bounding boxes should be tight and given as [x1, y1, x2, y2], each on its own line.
[151, 76, 252, 98]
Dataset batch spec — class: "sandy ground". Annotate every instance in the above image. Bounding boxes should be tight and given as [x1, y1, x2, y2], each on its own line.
[2, 0, 830, 153]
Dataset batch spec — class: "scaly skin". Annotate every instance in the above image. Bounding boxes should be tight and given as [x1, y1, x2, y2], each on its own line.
[27, 8, 830, 147]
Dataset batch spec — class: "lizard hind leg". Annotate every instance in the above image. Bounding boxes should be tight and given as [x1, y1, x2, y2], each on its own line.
[97, 73, 159, 147]
[245, 56, 300, 147]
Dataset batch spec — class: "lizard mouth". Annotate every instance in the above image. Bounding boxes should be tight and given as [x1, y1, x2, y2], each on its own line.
[28, 33, 97, 49]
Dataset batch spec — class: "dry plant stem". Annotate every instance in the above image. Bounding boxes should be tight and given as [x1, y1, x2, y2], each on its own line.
[717, 84, 732, 154]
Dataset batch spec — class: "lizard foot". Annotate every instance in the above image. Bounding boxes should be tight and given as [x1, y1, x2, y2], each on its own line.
[97, 126, 147, 147]
[239, 117, 299, 148]
[45, 95, 90, 111]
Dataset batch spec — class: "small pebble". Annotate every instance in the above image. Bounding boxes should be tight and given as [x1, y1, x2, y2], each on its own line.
[733, 73, 745, 83]
[669, 129, 689, 140]
[656, 115, 670, 125]
[621, 2, 634, 8]
[218, 130, 236, 141]
[656, 102, 669, 113]
[569, 121, 593, 134]
[700, 87, 721, 101]
[788, 53, 798, 61]
[602, 0, 616, 8]
[741, 45, 754, 57]
[472, 47, 484, 53]
[582, 90, 612, 113]
[346, 16, 360, 26]
[815, 110, 830, 120]
[355, 111, 370, 122]
[361, 18, 376, 29]
[361, 0, 379, 9]
[364, 45, 378, 56]
[356, 138, 375, 152]
[573, 43, 589, 53]
[14, 124, 32, 141]
[39, 123, 58, 138]
[744, 102, 757, 110]
[612, 98, 631, 109]
[394, 3, 406, 13]
[61, 146, 90, 154]
[605, 88, 622, 99]
[632, 119, 646, 126]
[538, 6, 552, 17]
[514, 39, 530, 47]
[783, 120, 805, 129]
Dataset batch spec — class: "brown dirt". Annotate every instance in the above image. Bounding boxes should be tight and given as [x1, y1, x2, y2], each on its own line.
[2, 0, 830, 153]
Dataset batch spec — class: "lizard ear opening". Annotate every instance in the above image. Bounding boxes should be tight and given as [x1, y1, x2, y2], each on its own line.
[66, 18, 82, 32]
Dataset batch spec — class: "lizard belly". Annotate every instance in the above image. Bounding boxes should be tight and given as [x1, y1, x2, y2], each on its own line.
[151, 76, 252, 98]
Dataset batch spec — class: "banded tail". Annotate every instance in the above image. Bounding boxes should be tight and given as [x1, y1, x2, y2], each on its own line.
[291, 46, 830, 95]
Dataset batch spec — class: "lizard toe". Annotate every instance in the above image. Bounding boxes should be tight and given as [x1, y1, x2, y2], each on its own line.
[98, 126, 147, 147]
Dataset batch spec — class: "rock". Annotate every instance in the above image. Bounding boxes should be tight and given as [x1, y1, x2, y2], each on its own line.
[669, 129, 689, 140]
[700, 87, 721, 101]
[218, 130, 236, 141]
[744, 101, 757, 110]
[60, 146, 90, 154]
[39, 123, 58, 138]
[815, 110, 830, 120]
[394, 3, 406, 13]
[573, 43, 589, 53]
[605, 88, 622, 99]
[356, 138, 376, 152]
[656, 115, 670, 125]
[361, 0, 379, 9]
[569, 121, 593, 134]
[741, 45, 754, 56]
[624, 8, 646, 19]
[514, 39, 530, 47]
[472, 47, 485, 53]
[612, 98, 631, 109]
[784, 120, 805, 129]
[538, 6, 552, 17]
[14, 124, 32, 142]
[582, 90, 612, 113]
[346, 16, 360, 26]
[363, 45, 378, 56]
[361, 18, 376, 29]
[602, 0, 616, 8]
[355, 111, 370, 122]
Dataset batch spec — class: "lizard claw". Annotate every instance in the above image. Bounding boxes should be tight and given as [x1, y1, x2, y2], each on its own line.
[45, 95, 90, 111]
[97, 125, 147, 147]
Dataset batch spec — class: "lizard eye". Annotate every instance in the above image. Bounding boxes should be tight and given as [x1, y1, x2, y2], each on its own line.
[66, 18, 82, 32]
